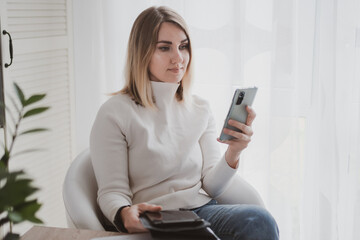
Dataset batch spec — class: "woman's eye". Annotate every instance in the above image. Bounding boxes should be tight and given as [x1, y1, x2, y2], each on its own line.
[179, 44, 189, 50]
[159, 46, 169, 51]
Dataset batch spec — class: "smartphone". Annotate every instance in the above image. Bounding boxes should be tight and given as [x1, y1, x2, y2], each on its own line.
[219, 87, 258, 141]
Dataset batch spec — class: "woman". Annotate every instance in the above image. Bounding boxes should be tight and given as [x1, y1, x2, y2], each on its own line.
[90, 6, 279, 240]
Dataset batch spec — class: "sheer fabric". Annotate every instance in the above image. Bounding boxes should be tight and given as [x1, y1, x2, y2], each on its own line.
[73, 0, 360, 239]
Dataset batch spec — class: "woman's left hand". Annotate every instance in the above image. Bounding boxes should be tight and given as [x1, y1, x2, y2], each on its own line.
[217, 105, 256, 168]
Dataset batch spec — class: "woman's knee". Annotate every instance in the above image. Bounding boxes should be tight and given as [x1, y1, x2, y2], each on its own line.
[233, 205, 279, 240]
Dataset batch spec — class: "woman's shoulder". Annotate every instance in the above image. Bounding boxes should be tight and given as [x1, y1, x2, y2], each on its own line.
[190, 94, 211, 109]
[186, 94, 213, 117]
[97, 93, 135, 116]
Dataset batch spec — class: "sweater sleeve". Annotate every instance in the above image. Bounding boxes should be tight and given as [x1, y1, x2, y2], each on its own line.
[90, 99, 132, 223]
[199, 106, 238, 198]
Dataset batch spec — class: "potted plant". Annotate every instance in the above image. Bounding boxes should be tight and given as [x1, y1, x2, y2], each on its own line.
[0, 82, 49, 240]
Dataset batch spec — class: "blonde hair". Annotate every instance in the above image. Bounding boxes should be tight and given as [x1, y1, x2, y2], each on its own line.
[118, 6, 193, 108]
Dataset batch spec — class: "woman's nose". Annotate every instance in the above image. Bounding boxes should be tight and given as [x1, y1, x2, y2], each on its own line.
[171, 49, 183, 64]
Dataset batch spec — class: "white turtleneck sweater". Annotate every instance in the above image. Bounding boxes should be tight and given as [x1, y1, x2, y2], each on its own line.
[90, 81, 238, 223]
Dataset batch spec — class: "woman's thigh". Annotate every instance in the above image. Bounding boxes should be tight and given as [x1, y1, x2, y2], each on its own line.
[193, 200, 279, 240]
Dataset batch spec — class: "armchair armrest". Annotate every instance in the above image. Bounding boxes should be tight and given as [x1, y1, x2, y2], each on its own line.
[215, 174, 265, 207]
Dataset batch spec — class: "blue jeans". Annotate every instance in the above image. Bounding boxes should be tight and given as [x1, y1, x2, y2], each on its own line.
[192, 200, 279, 240]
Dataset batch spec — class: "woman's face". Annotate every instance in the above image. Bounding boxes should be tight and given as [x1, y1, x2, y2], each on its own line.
[149, 22, 190, 83]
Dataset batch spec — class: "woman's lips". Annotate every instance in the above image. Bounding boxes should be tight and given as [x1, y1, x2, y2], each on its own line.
[168, 67, 183, 73]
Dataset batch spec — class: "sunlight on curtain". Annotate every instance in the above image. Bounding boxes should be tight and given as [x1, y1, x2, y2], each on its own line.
[73, 0, 360, 239]
[301, 0, 360, 239]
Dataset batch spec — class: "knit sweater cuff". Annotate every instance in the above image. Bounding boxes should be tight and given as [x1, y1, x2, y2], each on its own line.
[113, 205, 131, 233]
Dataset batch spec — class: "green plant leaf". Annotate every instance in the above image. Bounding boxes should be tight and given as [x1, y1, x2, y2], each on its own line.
[23, 107, 49, 118]
[0, 160, 6, 170]
[12, 199, 43, 224]
[20, 128, 49, 135]
[13, 83, 25, 107]
[0, 170, 25, 212]
[24, 94, 46, 107]
[0, 149, 10, 169]
[0, 170, 23, 182]
[4, 232, 20, 240]
[1, 82, 46, 230]
[0, 165, 11, 180]
[0, 173, 39, 209]
[8, 211, 22, 223]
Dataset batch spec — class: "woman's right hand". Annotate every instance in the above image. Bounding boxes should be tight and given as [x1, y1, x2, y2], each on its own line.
[120, 203, 162, 233]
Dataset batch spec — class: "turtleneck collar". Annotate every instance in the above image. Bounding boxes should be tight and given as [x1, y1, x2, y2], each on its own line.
[151, 81, 180, 107]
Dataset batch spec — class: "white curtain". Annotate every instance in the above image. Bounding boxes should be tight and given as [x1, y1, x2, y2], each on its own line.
[73, 0, 360, 239]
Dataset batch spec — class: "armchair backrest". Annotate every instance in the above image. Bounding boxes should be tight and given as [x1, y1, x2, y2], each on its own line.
[62, 149, 106, 231]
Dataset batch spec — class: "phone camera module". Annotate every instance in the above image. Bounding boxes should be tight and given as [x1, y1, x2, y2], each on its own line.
[236, 91, 245, 105]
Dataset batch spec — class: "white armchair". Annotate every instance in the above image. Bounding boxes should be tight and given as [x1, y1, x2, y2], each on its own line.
[216, 173, 264, 207]
[63, 149, 264, 231]
[63, 149, 106, 231]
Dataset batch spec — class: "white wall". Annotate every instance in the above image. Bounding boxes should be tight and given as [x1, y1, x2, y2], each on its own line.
[72, 0, 155, 154]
